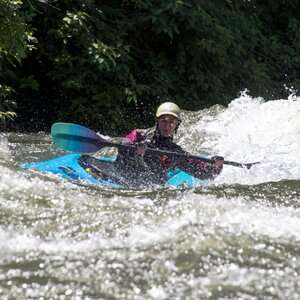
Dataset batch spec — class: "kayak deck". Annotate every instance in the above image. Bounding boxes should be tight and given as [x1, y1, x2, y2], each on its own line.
[22, 154, 208, 189]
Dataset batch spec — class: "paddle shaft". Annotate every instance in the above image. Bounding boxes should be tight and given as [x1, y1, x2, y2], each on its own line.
[55, 133, 256, 169]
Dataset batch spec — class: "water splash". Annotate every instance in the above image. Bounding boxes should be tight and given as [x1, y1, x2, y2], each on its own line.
[0, 134, 11, 162]
[179, 93, 300, 185]
[0, 95, 299, 300]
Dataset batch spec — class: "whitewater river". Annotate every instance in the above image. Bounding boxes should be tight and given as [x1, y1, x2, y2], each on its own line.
[0, 94, 299, 299]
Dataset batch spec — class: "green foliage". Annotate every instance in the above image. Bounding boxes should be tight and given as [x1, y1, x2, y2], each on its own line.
[0, 0, 36, 127]
[1, 0, 300, 133]
[0, 110, 16, 123]
[0, 84, 16, 124]
[0, 0, 36, 61]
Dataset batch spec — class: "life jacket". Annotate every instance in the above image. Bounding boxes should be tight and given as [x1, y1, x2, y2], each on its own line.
[114, 127, 184, 183]
[126, 127, 184, 152]
[115, 127, 222, 182]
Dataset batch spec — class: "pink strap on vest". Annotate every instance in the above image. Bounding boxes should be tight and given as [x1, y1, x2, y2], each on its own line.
[126, 129, 142, 142]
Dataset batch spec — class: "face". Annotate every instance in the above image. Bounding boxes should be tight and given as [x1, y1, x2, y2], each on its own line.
[157, 115, 179, 138]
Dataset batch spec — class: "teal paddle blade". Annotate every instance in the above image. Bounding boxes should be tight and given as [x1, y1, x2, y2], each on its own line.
[51, 123, 103, 153]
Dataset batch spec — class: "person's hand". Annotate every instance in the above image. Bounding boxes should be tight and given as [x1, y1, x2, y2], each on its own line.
[211, 156, 224, 170]
[135, 142, 146, 156]
[159, 155, 172, 168]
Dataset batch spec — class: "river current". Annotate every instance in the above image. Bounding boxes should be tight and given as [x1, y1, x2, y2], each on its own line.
[0, 94, 299, 299]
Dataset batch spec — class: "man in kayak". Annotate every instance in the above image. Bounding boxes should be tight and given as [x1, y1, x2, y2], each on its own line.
[112, 102, 224, 185]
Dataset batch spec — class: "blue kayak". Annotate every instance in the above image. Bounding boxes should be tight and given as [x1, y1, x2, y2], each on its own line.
[22, 154, 209, 189]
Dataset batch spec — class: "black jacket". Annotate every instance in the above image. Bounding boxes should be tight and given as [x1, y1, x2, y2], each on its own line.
[115, 127, 222, 183]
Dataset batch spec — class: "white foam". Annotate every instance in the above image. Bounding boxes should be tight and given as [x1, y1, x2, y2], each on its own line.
[0, 135, 11, 161]
[181, 93, 300, 185]
[0, 192, 299, 255]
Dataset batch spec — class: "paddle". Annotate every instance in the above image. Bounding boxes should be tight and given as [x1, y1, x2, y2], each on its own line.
[51, 122, 259, 169]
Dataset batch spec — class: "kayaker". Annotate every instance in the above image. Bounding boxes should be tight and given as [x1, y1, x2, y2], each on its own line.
[113, 102, 224, 185]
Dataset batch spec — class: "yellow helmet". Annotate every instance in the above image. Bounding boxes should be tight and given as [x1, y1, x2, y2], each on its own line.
[156, 102, 181, 119]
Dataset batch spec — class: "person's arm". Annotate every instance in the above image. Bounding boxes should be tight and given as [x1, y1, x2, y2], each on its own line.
[180, 156, 224, 180]
[159, 151, 224, 180]
[115, 129, 146, 162]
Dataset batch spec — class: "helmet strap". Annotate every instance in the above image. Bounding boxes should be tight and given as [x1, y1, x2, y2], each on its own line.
[175, 119, 181, 134]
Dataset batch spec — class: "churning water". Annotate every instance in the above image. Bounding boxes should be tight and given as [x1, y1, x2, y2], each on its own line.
[0, 94, 299, 299]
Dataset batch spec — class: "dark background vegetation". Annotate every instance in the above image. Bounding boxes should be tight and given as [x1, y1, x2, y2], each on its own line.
[1, 0, 300, 134]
